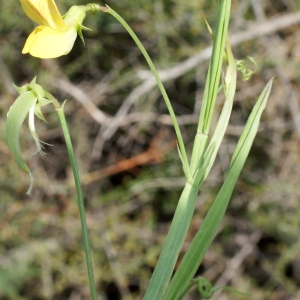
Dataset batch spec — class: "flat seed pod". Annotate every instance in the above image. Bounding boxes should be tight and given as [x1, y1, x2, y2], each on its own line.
[6, 91, 37, 174]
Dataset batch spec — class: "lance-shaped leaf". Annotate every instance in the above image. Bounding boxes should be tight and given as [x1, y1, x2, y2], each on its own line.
[163, 79, 273, 300]
[194, 38, 237, 186]
[189, 0, 231, 176]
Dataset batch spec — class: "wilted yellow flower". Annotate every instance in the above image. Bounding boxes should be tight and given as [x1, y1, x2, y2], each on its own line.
[20, 0, 89, 58]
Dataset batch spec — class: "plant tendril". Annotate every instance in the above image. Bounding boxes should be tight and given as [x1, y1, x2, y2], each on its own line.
[193, 276, 250, 299]
[236, 56, 258, 81]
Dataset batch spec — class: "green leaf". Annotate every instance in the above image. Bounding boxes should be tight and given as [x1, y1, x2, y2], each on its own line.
[198, 39, 237, 184]
[163, 79, 273, 300]
[228, 79, 273, 172]
[6, 91, 37, 174]
[143, 182, 199, 300]
[190, 0, 231, 176]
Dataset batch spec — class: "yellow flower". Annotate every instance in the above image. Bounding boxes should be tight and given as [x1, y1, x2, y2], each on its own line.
[20, 0, 89, 59]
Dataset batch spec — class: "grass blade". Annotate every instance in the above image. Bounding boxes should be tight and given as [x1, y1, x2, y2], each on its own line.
[143, 182, 199, 300]
[194, 38, 237, 185]
[163, 79, 273, 300]
[190, 0, 231, 175]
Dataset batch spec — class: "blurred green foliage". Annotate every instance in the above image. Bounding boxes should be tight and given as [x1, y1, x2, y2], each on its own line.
[1, 0, 300, 299]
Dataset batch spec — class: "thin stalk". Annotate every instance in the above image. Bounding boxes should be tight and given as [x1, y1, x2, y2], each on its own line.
[56, 102, 97, 300]
[104, 7, 190, 179]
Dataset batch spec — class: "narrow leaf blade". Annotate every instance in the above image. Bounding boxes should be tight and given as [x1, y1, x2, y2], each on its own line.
[200, 39, 237, 183]
[163, 79, 273, 300]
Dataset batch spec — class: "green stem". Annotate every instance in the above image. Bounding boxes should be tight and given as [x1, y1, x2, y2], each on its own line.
[56, 102, 97, 300]
[104, 7, 191, 179]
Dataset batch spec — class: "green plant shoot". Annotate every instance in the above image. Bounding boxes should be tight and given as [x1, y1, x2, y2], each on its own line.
[5, 0, 274, 299]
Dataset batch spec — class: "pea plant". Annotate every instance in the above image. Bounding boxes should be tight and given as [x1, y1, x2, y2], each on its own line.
[6, 0, 272, 299]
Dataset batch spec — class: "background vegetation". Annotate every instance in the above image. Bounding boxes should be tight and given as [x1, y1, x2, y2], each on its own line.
[1, 0, 300, 299]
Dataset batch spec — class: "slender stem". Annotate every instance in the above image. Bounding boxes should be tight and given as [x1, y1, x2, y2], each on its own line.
[104, 7, 191, 179]
[56, 102, 97, 300]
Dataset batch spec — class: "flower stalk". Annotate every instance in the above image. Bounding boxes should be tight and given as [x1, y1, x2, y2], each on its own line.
[56, 102, 98, 300]
[6, 77, 97, 298]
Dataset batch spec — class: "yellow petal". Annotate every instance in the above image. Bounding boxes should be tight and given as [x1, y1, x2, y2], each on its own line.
[22, 28, 37, 54]
[20, 0, 65, 28]
[22, 26, 77, 59]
